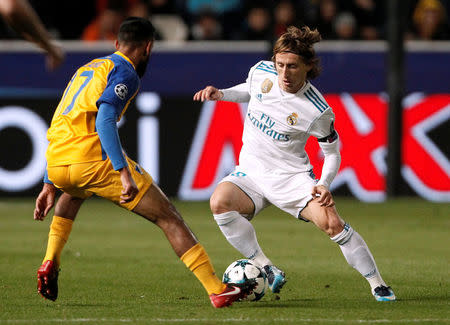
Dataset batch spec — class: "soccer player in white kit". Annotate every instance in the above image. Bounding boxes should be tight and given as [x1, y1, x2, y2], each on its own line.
[193, 26, 396, 301]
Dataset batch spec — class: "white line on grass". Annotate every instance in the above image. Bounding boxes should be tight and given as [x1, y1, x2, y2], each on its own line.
[1, 319, 450, 323]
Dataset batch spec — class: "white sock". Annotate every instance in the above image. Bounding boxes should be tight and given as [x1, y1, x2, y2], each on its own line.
[214, 211, 272, 267]
[332, 224, 386, 291]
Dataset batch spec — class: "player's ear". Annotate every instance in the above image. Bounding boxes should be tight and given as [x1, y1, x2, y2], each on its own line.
[145, 40, 153, 56]
[115, 40, 120, 50]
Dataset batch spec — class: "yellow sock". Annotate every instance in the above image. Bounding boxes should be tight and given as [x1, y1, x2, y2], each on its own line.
[42, 216, 73, 267]
[180, 243, 226, 295]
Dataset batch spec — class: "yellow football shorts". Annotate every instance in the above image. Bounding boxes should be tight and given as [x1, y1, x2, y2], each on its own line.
[47, 156, 152, 210]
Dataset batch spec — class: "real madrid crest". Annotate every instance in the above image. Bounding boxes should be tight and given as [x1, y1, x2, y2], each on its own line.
[287, 112, 298, 126]
[261, 78, 273, 93]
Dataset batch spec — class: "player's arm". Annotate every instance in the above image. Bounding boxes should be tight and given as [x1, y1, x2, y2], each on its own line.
[0, 0, 64, 70]
[310, 111, 341, 207]
[194, 83, 250, 103]
[96, 102, 138, 203]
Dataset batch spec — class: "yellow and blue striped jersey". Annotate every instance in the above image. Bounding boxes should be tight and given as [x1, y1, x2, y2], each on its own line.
[46, 51, 139, 167]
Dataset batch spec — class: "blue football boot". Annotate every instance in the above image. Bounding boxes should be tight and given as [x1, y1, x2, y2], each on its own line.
[263, 265, 286, 293]
[373, 285, 396, 301]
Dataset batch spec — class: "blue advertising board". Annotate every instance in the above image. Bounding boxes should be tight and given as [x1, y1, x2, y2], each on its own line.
[0, 41, 448, 201]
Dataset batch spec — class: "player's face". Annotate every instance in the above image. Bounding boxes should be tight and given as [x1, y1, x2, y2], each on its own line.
[275, 52, 311, 93]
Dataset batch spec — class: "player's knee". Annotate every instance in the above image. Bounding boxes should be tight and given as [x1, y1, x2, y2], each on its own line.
[210, 194, 233, 215]
[155, 204, 184, 228]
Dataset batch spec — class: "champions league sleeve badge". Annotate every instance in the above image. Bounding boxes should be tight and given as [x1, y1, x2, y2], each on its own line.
[261, 78, 273, 93]
[287, 112, 298, 126]
[114, 84, 128, 100]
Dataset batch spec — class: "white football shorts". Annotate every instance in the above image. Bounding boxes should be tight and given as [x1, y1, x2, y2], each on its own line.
[219, 166, 317, 221]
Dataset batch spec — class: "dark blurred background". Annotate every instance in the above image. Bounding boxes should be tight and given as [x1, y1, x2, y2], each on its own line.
[1, 0, 449, 42]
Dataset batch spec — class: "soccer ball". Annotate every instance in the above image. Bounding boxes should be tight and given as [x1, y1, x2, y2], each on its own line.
[222, 259, 268, 301]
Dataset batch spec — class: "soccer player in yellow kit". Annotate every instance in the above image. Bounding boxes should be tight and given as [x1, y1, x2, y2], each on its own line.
[33, 17, 254, 308]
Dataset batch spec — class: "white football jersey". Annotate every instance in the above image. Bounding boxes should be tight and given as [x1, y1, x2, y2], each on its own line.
[238, 60, 336, 175]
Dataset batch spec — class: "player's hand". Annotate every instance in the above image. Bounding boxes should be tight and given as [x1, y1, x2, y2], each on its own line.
[193, 86, 223, 102]
[34, 183, 57, 221]
[46, 45, 65, 71]
[311, 185, 335, 207]
[119, 167, 139, 204]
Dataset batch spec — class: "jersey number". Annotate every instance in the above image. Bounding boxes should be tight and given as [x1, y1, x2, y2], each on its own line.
[62, 70, 94, 115]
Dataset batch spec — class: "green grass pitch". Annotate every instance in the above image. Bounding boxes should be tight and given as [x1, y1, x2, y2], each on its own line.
[0, 197, 448, 324]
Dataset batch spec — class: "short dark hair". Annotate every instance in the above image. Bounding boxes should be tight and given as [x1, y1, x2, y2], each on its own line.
[118, 17, 156, 44]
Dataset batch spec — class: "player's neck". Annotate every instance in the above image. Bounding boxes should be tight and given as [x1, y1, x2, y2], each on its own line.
[117, 44, 146, 68]
[118, 49, 139, 67]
